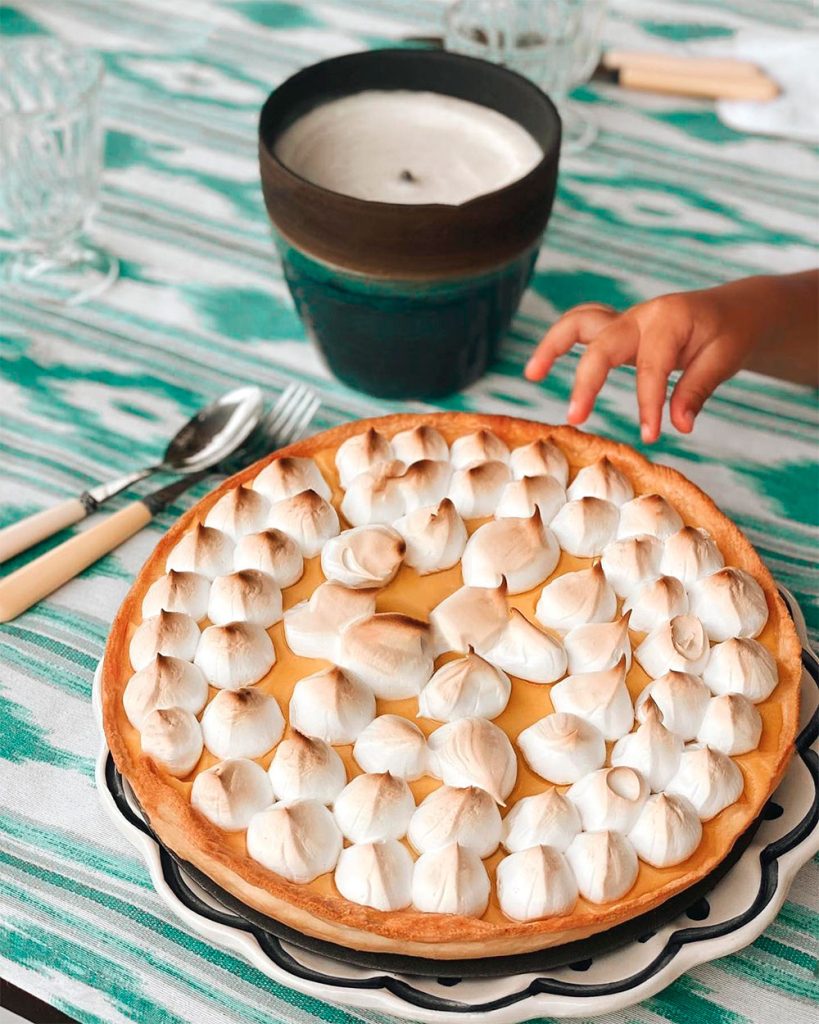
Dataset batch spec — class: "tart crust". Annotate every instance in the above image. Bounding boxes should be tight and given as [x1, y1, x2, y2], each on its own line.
[102, 413, 802, 958]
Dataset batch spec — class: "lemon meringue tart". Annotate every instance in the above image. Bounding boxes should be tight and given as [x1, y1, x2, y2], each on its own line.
[102, 414, 801, 959]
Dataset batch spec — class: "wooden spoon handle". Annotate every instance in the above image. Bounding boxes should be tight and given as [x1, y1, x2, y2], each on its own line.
[618, 66, 779, 101]
[0, 498, 89, 565]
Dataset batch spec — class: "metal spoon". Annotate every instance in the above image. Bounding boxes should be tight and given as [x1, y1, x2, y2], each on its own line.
[0, 385, 264, 565]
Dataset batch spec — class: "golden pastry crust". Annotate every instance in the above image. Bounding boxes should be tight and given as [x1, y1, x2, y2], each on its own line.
[102, 413, 802, 958]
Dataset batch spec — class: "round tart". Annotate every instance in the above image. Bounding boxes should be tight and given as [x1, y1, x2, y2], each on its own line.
[102, 413, 801, 958]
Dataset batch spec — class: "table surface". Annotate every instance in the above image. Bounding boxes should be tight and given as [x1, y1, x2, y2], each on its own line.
[1, 2, 817, 1023]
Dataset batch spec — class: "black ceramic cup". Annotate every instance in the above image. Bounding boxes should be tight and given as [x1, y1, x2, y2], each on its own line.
[259, 49, 561, 399]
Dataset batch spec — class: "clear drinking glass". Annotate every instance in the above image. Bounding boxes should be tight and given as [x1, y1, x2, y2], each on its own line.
[445, 0, 607, 153]
[0, 39, 118, 305]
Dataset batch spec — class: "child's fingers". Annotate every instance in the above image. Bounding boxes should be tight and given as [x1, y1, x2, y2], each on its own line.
[668, 344, 731, 433]
[524, 304, 617, 381]
[636, 342, 680, 444]
[567, 318, 640, 424]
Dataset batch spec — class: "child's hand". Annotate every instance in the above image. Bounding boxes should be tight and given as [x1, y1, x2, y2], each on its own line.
[524, 272, 818, 443]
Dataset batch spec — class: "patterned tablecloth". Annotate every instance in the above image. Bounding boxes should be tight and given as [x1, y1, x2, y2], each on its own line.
[1, 1, 817, 1022]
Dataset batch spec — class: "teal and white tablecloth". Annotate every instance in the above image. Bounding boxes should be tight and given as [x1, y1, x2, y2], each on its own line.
[1, 2, 817, 1022]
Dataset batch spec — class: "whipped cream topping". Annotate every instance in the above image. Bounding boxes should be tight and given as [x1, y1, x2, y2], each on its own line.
[688, 567, 768, 641]
[501, 789, 581, 853]
[129, 610, 200, 671]
[429, 582, 508, 655]
[232, 528, 304, 588]
[338, 613, 433, 700]
[334, 839, 414, 911]
[565, 830, 639, 904]
[289, 666, 376, 744]
[353, 715, 429, 781]
[461, 510, 559, 593]
[567, 766, 649, 833]
[450, 428, 510, 469]
[391, 424, 449, 466]
[246, 798, 342, 882]
[320, 525, 405, 589]
[497, 845, 578, 921]
[628, 793, 702, 868]
[207, 569, 282, 628]
[201, 687, 285, 759]
[253, 456, 332, 503]
[550, 497, 619, 557]
[635, 671, 711, 741]
[190, 757, 272, 831]
[204, 486, 270, 540]
[564, 613, 632, 674]
[194, 621, 275, 690]
[283, 582, 376, 660]
[660, 526, 724, 584]
[340, 460, 405, 527]
[394, 498, 467, 575]
[408, 784, 502, 857]
[124, 654, 209, 729]
[703, 637, 778, 703]
[267, 489, 340, 558]
[623, 575, 688, 634]
[427, 717, 517, 804]
[510, 439, 569, 487]
[396, 459, 452, 514]
[617, 493, 684, 541]
[268, 731, 347, 804]
[333, 772, 415, 843]
[335, 427, 394, 488]
[611, 697, 683, 791]
[635, 614, 710, 678]
[480, 608, 567, 684]
[419, 652, 511, 722]
[666, 745, 744, 821]
[142, 570, 210, 621]
[696, 694, 762, 755]
[166, 522, 235, 579]
[140, 707, 203, 777]
[551, 659, 634, 740]
[600, 534, 662, 598]
[567, 457, 634, 507]
[517, 712, 606, 784]
[495, 474, 566, 523]
[411, 843, 490, 916]
[448, 460, 511, 518]
[535, 562, 617, 633]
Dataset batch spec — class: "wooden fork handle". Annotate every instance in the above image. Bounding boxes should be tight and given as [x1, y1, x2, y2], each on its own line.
[0, 498, 89, 565]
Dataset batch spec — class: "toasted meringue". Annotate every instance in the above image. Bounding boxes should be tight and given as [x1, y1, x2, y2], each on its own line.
[497, 846, 578, 921]
[418, 653, 511, 722]
[567, 766, 648, 833]
[194, 621, 275, 689]
[232, 528, 304, 588]
[495, 475, 566, 523]
[660, 527, 724, 584]
[550, 660, 633, 741]
[617, 494, 684, 541]
[338, 613, 433, 700]
[510, 439, 569, 487]
[480, 609, 567, 684]
[289, 666, 376, 745]
[267, 489, 340, 558]
[666, 745, 744, 820]
[142, 570, 210, 621]
[283, 582, 376, 660]
[246, 799, 342, 882]
[600, 535, 662, 597]
[628, 793, 702, 868]
[564, 614, 632, 674]
[204, 486, 270, 540]
[207, 570, 282, 628]
[535, 563, 617, 632]
[688, 567, 768, 641]
[268, 732, 346, 804]
[461, 511, 559, 594]
[696, 694, 762, 755]
[448, 460, 511, 518]
[450, 429, 509, 469]
[335, 427, 394, 488]
[565, 830, 639, 904]
[429, 583, 509, 654]
[353, 715, 428, 781]
[123, 654, 209, 729]
[623, 575, 688, 634]
[190, 757, 272, 830]
[129, 610, 200, 671]
[391, 424, 449, 466]
[253, 456, 332, 503]
[201, 687, 285, 759]
[166, 523, 234, 579]
[427, 718, 517, 804]
[334, 840, 414, 911]
[340, 460, 406, 528]
[635, 614, 710, 678]
[501, 789, 581, 853]
[517, 713, 606, 784]
[610, 698, 683, 791]
[395, 459, 452, 513]
[635, 672, 711, 741]
[568, 457, 634, 507]
[411, 843, 490, 916]
[394, 498, 467, 575]
[550, 497, 619, 557]
[320, 525, 405, 589]
[333, 772, 415, 843]
[408, 785, 502, 857]
[703, 637, 778, 703]
[140, 707, 203, 778]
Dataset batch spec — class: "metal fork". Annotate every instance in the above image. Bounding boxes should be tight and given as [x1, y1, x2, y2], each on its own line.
[0, 383, 321, 623]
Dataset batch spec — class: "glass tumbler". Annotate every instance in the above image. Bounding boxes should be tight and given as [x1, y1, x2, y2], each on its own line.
[445, 0, 607, 153]
[0, 39, 118, 305]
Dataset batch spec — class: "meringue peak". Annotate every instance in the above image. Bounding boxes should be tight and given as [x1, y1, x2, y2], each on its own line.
[550, 497, 620, 557]
[510, 438, 569, 487]
[335, 427, 394, 488]
[320, 524, 405, 589]
[567, 456, 634, 506]
[205, 485, 270, 540]
[450, 428, 509, 469]
[448, 460, 511, 518]
[390, 424, 449, 465]
[430, 582, 509, 655]
[267, 488, 340, 557]
[166, 522, 234, 579]
[395, 497, 468, 575]
[427, 717, 517, 804]
[461, 509, 559, 594]
[253, 456, 331, 503]
[338, 613, 434, 699]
